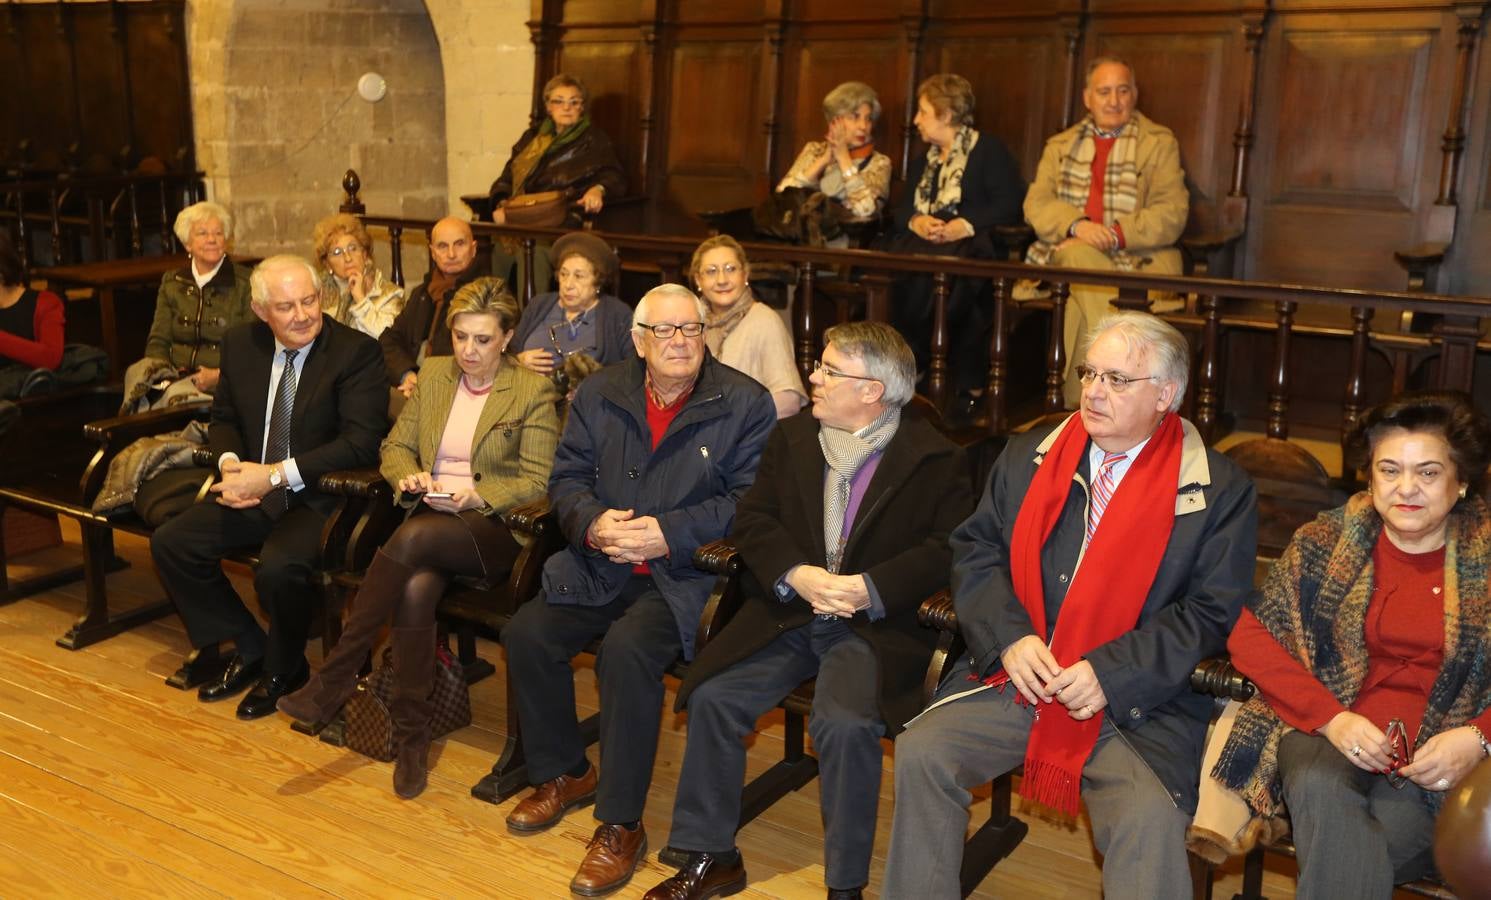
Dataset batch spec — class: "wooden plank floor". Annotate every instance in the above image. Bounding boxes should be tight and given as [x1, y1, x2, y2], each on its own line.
[0, 521, 1321, 899]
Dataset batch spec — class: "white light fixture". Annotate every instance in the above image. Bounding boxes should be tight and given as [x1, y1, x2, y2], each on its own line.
[357, 72, 388, 103]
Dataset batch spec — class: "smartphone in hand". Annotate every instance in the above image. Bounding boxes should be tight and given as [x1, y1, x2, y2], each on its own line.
[424, 491, 453, 500]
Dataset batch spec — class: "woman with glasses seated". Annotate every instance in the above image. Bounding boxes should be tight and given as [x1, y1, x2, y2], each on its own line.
[279, 276, 559, 799]
[509, 232, 633, 389]
[691, 235, 805, 419]
[312, 212, 405, 339]
[1209, 391, 1491, 898]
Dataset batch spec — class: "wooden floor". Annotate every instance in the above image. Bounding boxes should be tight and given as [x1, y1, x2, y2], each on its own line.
[0, 521, 1320, 899]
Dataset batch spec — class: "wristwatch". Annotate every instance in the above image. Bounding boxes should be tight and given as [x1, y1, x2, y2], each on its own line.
[268, 464, 284, 489]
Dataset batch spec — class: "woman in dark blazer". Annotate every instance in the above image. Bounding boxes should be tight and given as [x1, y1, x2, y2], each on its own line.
[878, 73, 1024, 402]
[279, 276, 559, 799]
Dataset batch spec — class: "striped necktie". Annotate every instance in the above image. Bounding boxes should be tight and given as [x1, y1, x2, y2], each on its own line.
[264, 348, 298, 512]
[1085, 450, 1126, 546]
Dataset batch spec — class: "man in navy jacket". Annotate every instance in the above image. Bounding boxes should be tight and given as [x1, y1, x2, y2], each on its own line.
[501, 284, 777, 897]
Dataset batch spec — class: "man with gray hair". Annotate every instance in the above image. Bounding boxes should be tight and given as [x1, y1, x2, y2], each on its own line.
[644, 321, 972, 900]
[151, 254, 386, 719]
[500, 283, 776, 897]
[883, 311, 1256, 899]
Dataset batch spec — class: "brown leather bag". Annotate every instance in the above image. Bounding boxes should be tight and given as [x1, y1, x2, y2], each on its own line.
[500, 190, 569, 227]
[343, 644, 472, 761]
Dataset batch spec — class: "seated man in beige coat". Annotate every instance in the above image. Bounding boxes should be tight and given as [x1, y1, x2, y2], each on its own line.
[1023, 57, 1189, 406]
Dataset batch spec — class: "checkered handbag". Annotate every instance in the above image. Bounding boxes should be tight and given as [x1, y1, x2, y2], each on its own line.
[343, 643, 472, 762]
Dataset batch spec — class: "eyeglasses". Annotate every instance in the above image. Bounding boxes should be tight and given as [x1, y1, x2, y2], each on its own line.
[1385, 718, 1417, 789]
[636, 321, 705, 339]
[1074, 364, 1159, 393]
[813, 360, 881, 383]
[700, 264, 740, 278]
[327, 244, 364, 259]
[547, 97, 584, 109]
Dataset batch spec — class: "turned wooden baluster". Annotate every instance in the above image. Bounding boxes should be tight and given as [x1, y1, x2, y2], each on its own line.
[862, 273, 892, 323]
[986, 276, 1011, 435]
[927, 272, 951, 414]
[1267, 300, 1297, 440]
[157, 180, 172, 253]
[1113, 284, 1149, 312]
[1046, 281, 1070, 412]
[1341, 305, 1374, 478]
[1193, 294, 1223, 443]
[1433, 315, 1480, 393]
[795, 263, 818, 386]
[340, 170, 365, 215]
[659, 255, 683, 285]
[522, 238, 536, 303]
[127, 182, 143, 257]
[48, 186, 63, 264]
[14, 188, 32, 272]
[388, 225, 404, 287]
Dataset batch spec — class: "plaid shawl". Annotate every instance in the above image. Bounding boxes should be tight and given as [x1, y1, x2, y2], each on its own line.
[1025, 114, 1144, 271]
[1211, 492, 1491, 821]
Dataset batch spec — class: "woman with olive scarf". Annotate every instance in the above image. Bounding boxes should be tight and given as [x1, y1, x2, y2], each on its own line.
[488, 73, 627, 293]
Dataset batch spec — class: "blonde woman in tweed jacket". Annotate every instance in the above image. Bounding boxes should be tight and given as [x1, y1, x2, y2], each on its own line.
[279, 276, 559, 799]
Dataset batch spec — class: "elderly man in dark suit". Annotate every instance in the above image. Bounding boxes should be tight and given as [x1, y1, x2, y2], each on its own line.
[644, 322, 972, 900]
[883, 311, 1257, 900]
[500, 284, 777, 898]
[150, 254, 387, 721]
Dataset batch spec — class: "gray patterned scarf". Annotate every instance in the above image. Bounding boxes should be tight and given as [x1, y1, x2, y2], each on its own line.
[818, 405, 900, 573]
[914, 126, 979, 218]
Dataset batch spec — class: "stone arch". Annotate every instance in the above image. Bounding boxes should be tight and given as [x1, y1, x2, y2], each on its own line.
[194, 0, 449, 260]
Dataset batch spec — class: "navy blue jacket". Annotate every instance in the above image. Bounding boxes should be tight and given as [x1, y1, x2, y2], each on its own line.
[511, 292, 633, 367]
[541, 352, 777, 657]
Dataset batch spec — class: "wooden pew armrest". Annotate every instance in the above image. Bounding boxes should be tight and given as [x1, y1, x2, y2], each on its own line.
[918, 589, 957, 633]
[504, 496, 555, 538]
[1181, 229, 1244, 257]
[83, 400, 211, 447]
[318, 467, 390, 500]
[693, 538, 744, 653]
[1190, 656, 1257, 703]
[1393, 242, 1449, 269]
[693, 538, 741, 575]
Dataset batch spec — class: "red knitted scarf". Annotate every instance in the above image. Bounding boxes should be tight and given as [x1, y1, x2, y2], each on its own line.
[999, 412, 1182, 816]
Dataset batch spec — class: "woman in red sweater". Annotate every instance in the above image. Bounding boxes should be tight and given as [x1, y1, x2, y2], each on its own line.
[1212, 391, 1491, 898]
[0, 234, 64, 398]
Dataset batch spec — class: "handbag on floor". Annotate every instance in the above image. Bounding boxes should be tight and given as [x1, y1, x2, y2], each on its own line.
[343, 642, 471, 762]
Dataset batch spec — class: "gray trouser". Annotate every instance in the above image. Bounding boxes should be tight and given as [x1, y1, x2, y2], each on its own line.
[667, 619, 885, 890]
[884, 685, 1192, 900]
[1278, 730, 1434, 900]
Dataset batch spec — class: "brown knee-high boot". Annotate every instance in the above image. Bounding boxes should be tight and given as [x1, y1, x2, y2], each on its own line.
[277, 550, 417, 729]
[390, 623, 437, 799]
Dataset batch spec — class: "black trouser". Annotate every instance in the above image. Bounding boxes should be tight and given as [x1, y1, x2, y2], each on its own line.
[501, 576, 684, 823]
[150, 495, 327, 676]
[666, 618, 885, 890]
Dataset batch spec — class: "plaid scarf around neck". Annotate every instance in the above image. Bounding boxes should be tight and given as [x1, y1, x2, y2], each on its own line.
[1213, 493, 1491, 820]
[1025, 114, 1146, 271]
[995, 412, 1182, 816]
[914, 126, 979, 219]
[819, 405, 900, 574]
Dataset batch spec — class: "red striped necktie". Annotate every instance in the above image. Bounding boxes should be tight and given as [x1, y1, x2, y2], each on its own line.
[1085, 450, 1126, 546]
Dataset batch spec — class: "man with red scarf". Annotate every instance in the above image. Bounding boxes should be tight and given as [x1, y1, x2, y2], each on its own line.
[882, 311, 1257, 899]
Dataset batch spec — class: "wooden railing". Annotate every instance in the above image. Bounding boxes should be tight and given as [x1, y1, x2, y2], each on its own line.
[349, 196, 1491, 471]
[1, 170, 206, 271]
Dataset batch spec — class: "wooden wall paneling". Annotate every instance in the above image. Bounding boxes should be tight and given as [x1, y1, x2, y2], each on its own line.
[662, 35, 769, 216]
[530, 0, 564, 129]
[1246, 8, 1453, 290]
[1085, 15, 1241, 235]
[0, 4, 26, 168]
[121, 2, 193, 171]
[1446, 4, 1491, 294]
[762, 13, 788, 184]
[923, 21, 1068, 180]
[896, 13, 927, 183]
[1421, 1, 1488, 249]
[20, 5, 79, 171]
[68, 5, 131, 173]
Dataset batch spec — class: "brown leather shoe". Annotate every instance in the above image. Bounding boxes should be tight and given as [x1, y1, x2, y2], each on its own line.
[570, 823, 648, 897]
[643, 851, 747, 900]
[505, 766, 597, 833]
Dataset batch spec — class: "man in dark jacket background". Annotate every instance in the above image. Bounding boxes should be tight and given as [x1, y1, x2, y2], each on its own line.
[883, 311, 1257, 900]
[500, 284, 777, 898]
[644, 322, 972, 900]
[378, 216, 484, 402]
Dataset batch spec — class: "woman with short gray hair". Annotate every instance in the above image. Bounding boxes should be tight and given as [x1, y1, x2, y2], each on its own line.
[123, 200, 255, 412]
[775, 81, 893, 226]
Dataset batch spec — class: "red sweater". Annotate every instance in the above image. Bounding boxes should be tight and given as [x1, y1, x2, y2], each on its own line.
[1229, 535, 1491, 740]
[1084, 136, 1126, 248]
[0, 289, 65, 370]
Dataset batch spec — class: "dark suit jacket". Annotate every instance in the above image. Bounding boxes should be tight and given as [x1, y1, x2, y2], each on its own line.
[209, 315, 388, 515]
[676, 410, 972, 732]
[892, 130, 1025, 236]
[943, 415, 1257, 812]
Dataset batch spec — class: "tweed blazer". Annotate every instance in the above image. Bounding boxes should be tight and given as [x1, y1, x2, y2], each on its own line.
[379, 356, 561, 516]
